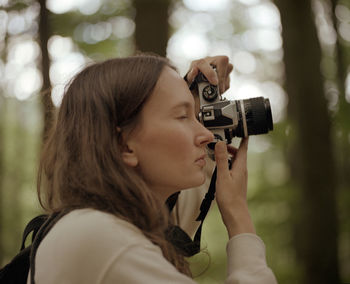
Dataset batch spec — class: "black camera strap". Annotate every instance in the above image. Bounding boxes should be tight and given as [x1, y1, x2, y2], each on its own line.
[193, 165, 217, 247]
[166, 166, 217, 257]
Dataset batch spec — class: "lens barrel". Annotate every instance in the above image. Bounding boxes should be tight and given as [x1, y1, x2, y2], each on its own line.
[233, 97, 273, 138]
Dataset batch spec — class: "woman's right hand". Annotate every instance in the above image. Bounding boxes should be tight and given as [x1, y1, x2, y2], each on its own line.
[214, 139, 256, 238]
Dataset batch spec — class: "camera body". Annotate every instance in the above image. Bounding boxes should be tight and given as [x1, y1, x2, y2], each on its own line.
[193, 70, 273, 159]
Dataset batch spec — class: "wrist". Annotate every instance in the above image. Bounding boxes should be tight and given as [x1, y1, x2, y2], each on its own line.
[220, 201, 256, 238]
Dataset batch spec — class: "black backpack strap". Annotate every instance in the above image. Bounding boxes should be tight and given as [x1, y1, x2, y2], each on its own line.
[0, 246, 32, 283]
[20, 215, 48, 251]
[29, 210, 72, 284]
[0, 214, 48, 283]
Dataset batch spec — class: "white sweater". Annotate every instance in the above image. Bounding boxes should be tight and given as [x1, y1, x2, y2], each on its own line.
[28, 205, 277, 283]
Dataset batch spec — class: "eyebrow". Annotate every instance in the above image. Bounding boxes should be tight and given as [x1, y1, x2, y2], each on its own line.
[171, 101, 194, 111]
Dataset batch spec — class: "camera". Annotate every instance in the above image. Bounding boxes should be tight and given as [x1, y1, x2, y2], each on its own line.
[191, 70, 273, 159]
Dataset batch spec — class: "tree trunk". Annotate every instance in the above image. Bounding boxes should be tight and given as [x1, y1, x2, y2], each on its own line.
[274, 0, 340, 283]
[0, 97, 4, 265]
[38, 0, 54, 143]
[329, 0, 350, 279]
[0, 28, 9, 265]
[134, 0, 170, 56]
[329, 0, 350, 187]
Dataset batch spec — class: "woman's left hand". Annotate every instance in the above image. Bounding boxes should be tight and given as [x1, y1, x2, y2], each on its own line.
[186, 56, 233, 94]
[214, 138, 256, 238]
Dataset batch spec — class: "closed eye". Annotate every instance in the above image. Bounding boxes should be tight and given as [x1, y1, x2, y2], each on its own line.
[172, 100, 197, 121]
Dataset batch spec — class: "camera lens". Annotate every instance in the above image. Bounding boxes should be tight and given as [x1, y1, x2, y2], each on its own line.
[233, 97, 273, 138]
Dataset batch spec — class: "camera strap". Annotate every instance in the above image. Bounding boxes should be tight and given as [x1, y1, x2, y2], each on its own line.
[167, 72, 222, 256]
[166, 166, 217, 257]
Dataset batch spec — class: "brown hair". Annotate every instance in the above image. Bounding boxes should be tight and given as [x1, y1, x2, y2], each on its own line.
[37, 54, 191, 275]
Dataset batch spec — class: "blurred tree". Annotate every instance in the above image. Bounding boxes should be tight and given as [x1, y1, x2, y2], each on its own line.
[329, 0, 350, 186]
[0, 25, 9, 265]
[38, 0, 54, 142]
[274, 0, 340, 283]
[0, 96, 4, 264]
[134, 0, 170, 56]
[328, 0, 350, 279]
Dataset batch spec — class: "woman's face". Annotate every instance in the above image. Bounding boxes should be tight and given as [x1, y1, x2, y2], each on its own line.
[123, 66, 214, 201]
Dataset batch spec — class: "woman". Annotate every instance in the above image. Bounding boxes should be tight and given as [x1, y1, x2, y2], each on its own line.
[32, 54, 277, 283]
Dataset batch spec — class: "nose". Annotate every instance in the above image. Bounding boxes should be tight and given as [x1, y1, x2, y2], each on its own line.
[195, 121, 214, 146]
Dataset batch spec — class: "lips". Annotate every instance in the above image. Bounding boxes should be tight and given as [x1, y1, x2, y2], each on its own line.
[195, 154, 207, 167]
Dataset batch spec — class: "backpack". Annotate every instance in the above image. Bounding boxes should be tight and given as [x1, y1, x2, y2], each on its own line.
[0, 212, 68, 284]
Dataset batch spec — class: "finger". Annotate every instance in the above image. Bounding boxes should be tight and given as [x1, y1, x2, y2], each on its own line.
[214, 141, 230, 179]
[228, 139, 248, 177]
[214, 60, 232, 94]
[227, 63, 234, 74]
[224, 75, 231, 93]
[185, 66, 199, 85]
[225, 64, 233, 91]
[216, 65, 228, 94]
[234, 138, 249, 164]
[239, 137, 249, 150]
[196, 58, 218, 85]
[211, 56, 229, 93]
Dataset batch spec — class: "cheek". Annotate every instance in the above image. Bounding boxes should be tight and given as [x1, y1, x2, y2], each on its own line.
[135, 124, 195, 172]
[142, 124, 192, 153]
[134, 123, 207, 191]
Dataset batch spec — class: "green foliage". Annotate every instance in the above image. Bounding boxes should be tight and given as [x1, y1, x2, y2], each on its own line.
[48, 3, 135, 59]
[0, 96, 42, 263]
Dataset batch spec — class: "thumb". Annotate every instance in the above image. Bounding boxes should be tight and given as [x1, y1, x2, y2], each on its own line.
[214, 141, 230, 179]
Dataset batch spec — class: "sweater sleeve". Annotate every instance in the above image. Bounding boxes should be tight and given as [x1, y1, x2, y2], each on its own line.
[101, 234, 277, 284]
[225, 234, 278, 284]
[101, 243, 197, 284]
[33, 210, 277, 284]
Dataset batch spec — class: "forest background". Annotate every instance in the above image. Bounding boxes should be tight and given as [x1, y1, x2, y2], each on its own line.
[0, 0, 349, 283]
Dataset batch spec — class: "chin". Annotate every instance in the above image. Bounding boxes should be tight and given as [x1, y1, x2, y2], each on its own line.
[184, 173, 206, 189]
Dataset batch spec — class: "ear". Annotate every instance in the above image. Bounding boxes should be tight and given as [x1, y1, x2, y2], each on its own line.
[120, 138, 139, 168]
[117, 127, 139, 167]
[121, 143, 138, 167]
